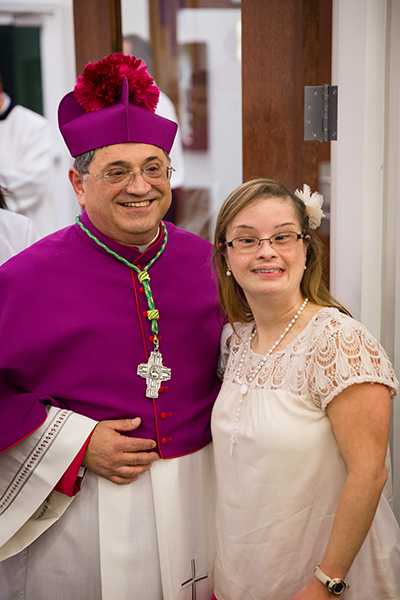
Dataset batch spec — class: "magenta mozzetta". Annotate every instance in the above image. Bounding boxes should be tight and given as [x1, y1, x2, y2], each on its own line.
[0, 211, 223, 457]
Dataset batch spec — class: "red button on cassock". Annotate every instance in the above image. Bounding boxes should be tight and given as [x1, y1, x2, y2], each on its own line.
[139, 286, 145, 294]
[161, 437, 168, 445]
[160, 412, 167, 419]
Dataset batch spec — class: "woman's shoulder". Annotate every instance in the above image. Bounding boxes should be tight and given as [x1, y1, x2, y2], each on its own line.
[307, 305, 387, 359]
[311, 305, 352, 325]
[308, 306, 370, 338]
[306, 306, 399, 404]
[231, 321, 254, 344]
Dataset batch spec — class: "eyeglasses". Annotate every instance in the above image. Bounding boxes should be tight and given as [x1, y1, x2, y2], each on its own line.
[84, 165, 175, 187]
[225, 232, 306, 253]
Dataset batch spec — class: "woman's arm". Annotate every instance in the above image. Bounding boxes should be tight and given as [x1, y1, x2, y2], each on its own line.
[291, 381, 391, 600]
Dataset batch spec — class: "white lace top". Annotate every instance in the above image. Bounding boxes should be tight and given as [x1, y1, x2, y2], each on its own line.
[224, 307, 398, 406]
[212, 308, 400, 600]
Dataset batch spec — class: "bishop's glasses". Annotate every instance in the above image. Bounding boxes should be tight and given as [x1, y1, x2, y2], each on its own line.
[84, 165, 175, 187]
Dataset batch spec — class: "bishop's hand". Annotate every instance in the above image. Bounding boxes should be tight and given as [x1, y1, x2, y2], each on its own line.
[82, 417, 160, 485]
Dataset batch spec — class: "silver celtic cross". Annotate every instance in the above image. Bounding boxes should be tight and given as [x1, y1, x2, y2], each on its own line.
[137, 348, 171, 398]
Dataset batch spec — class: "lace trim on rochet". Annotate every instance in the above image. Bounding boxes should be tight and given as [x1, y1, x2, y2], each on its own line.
[224, 308, 398, 409]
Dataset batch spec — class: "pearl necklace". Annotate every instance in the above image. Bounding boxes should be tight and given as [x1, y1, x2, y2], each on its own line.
[230, 298, 309, 454]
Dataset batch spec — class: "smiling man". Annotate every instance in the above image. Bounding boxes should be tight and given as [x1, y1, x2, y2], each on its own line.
[71, 143, 173, 244]
[0, 54, 223, 600]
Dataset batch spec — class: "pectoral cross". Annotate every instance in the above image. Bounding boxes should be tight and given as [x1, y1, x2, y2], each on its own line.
[137, 348, 171, 398]
[181, 559, 208, 600]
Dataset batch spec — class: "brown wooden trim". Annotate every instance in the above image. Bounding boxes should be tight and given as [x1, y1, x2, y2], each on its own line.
[303, 0, 320, 192]
[303, 0, 333, 188]
[242, 0, 304, 190]
[73, 0, 122, 77]
[149, 0, 179, 108]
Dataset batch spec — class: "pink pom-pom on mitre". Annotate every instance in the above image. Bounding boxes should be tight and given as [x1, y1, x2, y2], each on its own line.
[74, 52, 160, 113]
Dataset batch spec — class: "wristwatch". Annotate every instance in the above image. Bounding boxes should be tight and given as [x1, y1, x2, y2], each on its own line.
[313, 566, 350, 595]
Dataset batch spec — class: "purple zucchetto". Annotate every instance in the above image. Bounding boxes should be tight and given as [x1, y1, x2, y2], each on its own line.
[58, 53, 177, 157]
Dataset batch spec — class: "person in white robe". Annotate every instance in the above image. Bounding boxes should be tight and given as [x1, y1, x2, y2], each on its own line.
[0, 188, 39, 265]
[0, 75, 55, 237]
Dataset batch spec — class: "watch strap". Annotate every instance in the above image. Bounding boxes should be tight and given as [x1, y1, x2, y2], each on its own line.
[313, 566, 350, 594]
[314, 566, 331, 586]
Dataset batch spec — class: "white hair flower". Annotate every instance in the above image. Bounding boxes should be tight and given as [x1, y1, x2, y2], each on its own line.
[295, 184, 325, 229]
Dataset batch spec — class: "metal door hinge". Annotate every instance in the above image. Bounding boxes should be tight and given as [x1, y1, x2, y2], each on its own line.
[304, 84, 338, 141]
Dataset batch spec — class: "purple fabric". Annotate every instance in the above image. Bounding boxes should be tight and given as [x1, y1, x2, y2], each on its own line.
[58, 78, 177, 156]
[0, 213, 223, 456]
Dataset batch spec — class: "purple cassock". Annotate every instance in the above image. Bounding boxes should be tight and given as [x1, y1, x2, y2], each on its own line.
[0, 211, 223, 457]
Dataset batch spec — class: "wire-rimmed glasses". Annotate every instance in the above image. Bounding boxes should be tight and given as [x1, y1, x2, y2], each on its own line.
[225, 232, 306, 253]
[84, 165, 175, 187]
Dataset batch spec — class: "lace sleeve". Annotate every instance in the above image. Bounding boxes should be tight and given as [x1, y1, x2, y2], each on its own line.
[308, 313, 399, 409]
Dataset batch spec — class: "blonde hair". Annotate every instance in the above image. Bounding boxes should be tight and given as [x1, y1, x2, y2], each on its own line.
[212, 179, 351, 325]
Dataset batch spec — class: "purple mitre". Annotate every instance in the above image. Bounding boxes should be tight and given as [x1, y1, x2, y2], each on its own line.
[58, 69, 177, 156]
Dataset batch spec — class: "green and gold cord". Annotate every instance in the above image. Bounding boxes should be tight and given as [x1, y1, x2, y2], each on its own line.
[76, 216, 167, 342]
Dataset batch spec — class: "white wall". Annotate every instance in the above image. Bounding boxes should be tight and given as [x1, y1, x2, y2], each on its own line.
[331, 0, 400, 521]
[385, 0, 400, 523]
[0, 0, 78, 232]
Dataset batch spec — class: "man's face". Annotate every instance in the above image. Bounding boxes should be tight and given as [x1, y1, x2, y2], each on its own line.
[70, 143, 172, 245]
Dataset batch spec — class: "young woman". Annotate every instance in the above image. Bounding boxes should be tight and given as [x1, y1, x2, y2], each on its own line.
[211, 179, 400, 600]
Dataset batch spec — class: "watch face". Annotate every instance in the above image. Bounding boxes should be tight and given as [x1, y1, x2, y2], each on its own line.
[329, 580, 346, 595]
